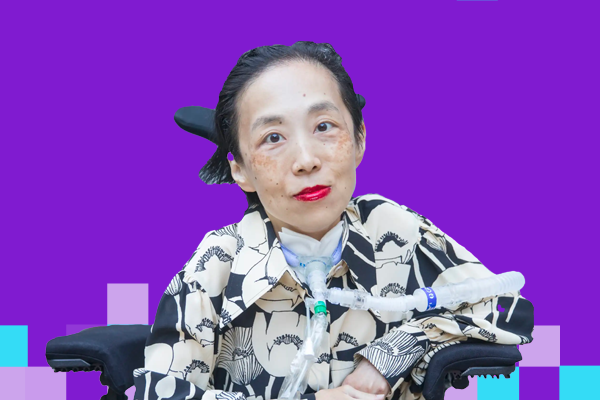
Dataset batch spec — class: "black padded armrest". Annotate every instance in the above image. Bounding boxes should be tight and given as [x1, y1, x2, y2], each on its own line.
[46, 324, 151, 395]
[421, 341, 522, 400]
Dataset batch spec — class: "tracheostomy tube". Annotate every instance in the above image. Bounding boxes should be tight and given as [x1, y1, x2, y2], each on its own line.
[276, 224, 526, 400]
[278, 255, 332, 400]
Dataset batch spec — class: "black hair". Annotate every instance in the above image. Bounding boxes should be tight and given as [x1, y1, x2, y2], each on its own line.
[199, 41, 365, 208]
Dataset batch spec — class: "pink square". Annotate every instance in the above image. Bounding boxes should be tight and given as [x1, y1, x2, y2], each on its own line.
[107, 283, 149, 325]
[0, 367, 26, 400]
[25, 367, 66, 400]
[519, 325, 560, 367]
[443, 375, 477, 400]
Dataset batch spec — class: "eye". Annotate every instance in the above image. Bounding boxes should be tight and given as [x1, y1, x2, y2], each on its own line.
[264, 133, 284, 144]
[315, 121, 335, 133]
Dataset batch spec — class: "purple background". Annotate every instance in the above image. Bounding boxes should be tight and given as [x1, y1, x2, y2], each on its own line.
[1, 0, 598, 398]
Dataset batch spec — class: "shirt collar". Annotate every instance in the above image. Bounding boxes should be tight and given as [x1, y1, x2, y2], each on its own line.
[219, 197, 379, 329]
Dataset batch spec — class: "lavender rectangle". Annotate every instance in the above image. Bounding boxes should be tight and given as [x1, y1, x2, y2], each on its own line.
[107, 284, 149, 325]
[443, 375, 477, 400]
[519, 325, 560, 367]
[0, 367, 67, 400]
[0, 367, 26, 400]
[25, 367, 67, 400]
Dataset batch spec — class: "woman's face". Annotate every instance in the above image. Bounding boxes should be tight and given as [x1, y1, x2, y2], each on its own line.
[229, 60, 366, 241]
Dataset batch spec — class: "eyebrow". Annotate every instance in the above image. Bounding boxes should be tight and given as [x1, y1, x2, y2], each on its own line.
[250, 101, 340, 133]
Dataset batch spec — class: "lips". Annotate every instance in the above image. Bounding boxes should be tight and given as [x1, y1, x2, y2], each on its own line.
[295, 185, 330, 196]
[294, 185, 331, 202]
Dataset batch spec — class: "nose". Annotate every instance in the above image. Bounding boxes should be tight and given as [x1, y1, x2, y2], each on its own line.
[292, 137, 321, 175]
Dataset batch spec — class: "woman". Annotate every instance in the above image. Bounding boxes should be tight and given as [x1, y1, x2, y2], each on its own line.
[133, 42, 534, 400]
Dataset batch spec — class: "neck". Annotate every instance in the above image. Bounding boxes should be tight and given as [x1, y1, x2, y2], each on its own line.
[269, 214, 342, 242]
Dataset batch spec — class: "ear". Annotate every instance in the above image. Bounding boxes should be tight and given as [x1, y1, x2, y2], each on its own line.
[355, 121, 366, 167]
[229, 157, 257, 193]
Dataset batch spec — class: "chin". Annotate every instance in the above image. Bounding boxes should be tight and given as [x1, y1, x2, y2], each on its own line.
[295, 204, 344, 231]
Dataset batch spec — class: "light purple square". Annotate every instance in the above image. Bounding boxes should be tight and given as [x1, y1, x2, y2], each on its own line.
[0, 367, 26, 400]
[443, 375, 477, 400]
[107, 284, 149, 325]
[25, 367, 66, 400]
[519, 325, 560, 367]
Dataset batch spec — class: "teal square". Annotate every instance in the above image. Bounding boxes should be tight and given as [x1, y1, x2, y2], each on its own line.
[0, 326, 28, 367]
[478, 366, 519, 399]
[560, 366, 600, 399]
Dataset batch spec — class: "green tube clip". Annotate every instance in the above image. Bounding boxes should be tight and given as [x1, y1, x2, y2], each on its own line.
[314, 301, 327, 315]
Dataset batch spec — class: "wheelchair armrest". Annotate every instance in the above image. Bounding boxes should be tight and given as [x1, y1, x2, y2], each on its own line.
[46, 324, 151, 398]
[421, 341, 522, 400]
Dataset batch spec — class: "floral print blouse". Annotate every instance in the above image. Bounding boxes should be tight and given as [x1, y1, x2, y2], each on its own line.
[133, 193, 534, 400]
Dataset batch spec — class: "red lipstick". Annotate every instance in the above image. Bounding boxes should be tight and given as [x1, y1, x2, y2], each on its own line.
[294, 185, 331, 202]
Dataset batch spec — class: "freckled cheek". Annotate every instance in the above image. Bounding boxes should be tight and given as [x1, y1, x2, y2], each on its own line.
[325, 135, 357, 184]
[331, 133, 353, 158]
[250, 154, 280, 176]
[250, 155, 284, 198]
[327, 135, 355, 170]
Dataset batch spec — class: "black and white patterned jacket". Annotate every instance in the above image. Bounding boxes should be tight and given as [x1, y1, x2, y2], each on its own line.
[133, 193, 534, 400]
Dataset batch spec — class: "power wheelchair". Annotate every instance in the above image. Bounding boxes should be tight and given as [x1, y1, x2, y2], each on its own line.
[46, 98, 521, 400]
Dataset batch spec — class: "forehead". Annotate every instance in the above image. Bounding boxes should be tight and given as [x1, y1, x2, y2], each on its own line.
[236, 61, 348, 135]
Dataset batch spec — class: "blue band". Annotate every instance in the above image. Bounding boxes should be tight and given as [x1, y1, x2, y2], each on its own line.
[420, 287, 437, 310]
